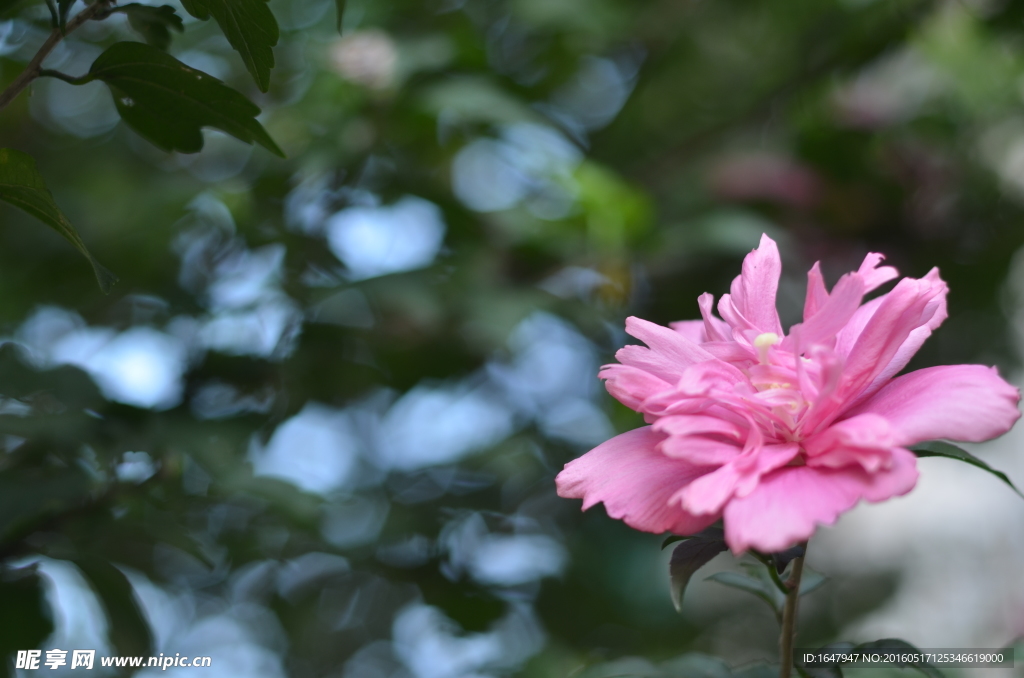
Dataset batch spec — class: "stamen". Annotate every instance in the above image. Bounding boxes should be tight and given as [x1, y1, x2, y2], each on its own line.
[753, 332, 780, 365]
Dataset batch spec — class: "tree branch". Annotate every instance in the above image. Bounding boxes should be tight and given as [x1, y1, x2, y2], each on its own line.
[0, 0, 112, 112]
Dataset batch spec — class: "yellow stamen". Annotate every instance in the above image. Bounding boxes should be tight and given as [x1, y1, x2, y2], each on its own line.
[753, 332, 780, 364]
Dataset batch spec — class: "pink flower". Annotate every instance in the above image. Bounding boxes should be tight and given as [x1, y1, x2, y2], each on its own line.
[556, 235, 1021, 553]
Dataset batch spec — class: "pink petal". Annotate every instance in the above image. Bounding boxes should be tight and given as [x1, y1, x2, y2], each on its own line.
[722, 448, 919, 553]
[615, 317, 716, 383]
[669, 320, 707, 344]
[600, 364, 674, 411]
[654, 414, 746, 440]
[675, 443, 800, 516]
[849, 364, 1022, 446]
[837, 269, 948, 406]
[790, 272, 865, 349]
[856, 252, 899, 292]
[727, 234, 784, 335]
[556, 427, 718, 534]
[698, 292, 732, 342]
[803, 413, 895, 472]
[803, 261, 829, 321]
[659, 435, 743, 465]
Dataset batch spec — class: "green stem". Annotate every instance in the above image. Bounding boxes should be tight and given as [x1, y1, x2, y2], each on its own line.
[0, 0, 110, 111]
[37, 69, 90, 85]
[779, 544, 807, 678]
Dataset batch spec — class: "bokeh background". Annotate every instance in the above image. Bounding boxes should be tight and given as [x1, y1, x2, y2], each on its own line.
[1, 0, 1024, 675]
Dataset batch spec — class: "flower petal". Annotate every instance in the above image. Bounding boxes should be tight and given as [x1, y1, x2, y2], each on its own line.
[722, 448, 919, 553]
[837, 269, 948, 406]
[615, 317, 716, 383]
[555, 427, 718, 534]
[600, 364, 673, 411]
[803, 261, 829, 322]
[856, 252, 899, 293]
[727, 234, 784, 335]
[849, 364, 1021, 446]
[675, 443, 799, 516]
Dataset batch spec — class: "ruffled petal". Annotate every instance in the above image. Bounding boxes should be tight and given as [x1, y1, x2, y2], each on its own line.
[555, 427, 718, 535]
[849, 364, 1021, 446]
[803, 261, 829, 322]
[615, 317, 716, 383]
[668, 320, 708, 344]
[675, 443, 799, 516]
[727, 234, 784, 335]
[599, 364, 674, 411]
[836, 269, 948, 406]
[722, 448, 919, 553]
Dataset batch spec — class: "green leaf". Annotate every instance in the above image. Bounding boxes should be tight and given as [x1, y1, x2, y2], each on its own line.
[912, 441, 1024, 500]
[57, 0, 74, 30]
[334, 0, 345, 31]
[707, 563, 786, 615]
[72, 558, 153, 659]
[799, 567, 827, 596]
[0, 566, 53, 678]
[668, 528, 728, 612]
[856, 640, 943, 678]
[0, 148, 117, 292]
[121, 4, 184, 50]
[83, 42, 284, 157]
[0, 467, 93, 542]
[179, 0, 278, 92]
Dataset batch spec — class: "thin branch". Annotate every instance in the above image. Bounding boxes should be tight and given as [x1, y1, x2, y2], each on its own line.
[38, 69, 90, 85]
[0, 0, 112, 112]
[778, 545, 807, 678]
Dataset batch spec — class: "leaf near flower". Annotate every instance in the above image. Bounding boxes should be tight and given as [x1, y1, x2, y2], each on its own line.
[0, 148, 116, 292]
[912, 441, 1024, 500]
[122, 4, 185, 50]
[85, 42, 284, 158]
[668, 527, 728, 612]
[179, 0, 278, 92]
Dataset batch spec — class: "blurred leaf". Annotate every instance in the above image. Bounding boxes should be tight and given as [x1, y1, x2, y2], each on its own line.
[334, 0, 344, 31]
[72, 557, 153, 659]
[668, 527, 727, 612]
[856, 640, 943, 678]
[574, 161, 652, 252]
[121, 4, 184, 50]
[707, 563, 785, 615]
[179, 0, 278, 92]
[770, 543, 806, 574]
[799, 567, 827, 596]
[0, 467, 93, 542]
[0, 566, 53, 678]
[912, 442, 1024, 500]
[0, 148, 116, 292]
[57, 0, 74, 30]
[84, 42, 284, 157]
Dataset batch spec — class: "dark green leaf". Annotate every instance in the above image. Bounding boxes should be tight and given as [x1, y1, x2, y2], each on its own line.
[179, 0, 278, 91]
[72, 557, 153, 659]
[57, 0, 74, 30]
[84, 42, 284, 157]
[799, 567, 828, 596]
[0, 148, 116, 292]
[334, 0, 345, 31]
[668, 527, 727, 612]
[121, 4, 184, 50]
[912, 441, 1024, 500]
[856, 640, 943, 678]
[771, 543, 806, 574]
[0, 467, 93, 542]
[706, 563, 786, 615]
[0, 566, 53, 678]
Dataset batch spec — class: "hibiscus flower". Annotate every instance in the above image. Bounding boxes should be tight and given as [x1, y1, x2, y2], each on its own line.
[556, 235, 1020, 553]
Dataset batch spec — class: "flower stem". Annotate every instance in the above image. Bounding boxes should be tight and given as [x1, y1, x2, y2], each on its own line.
[778, 544, 807, 678]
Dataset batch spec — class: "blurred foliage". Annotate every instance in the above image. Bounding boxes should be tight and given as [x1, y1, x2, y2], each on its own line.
[1, 0, 1024, 675]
